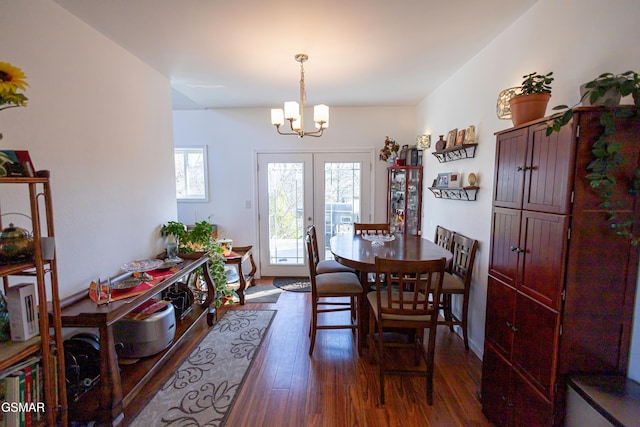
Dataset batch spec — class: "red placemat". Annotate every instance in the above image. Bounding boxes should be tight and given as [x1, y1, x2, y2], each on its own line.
[89, 268, 177, 304]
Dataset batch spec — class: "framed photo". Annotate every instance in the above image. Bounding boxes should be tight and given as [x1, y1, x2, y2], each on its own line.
[446, 128, 458, 149]
[436, 172, 449, 188]
[455, 129, 466, 146]
[448, 172, 461, 188]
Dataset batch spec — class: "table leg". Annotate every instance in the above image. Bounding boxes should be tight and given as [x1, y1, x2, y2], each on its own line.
[358, 270, 371, 351]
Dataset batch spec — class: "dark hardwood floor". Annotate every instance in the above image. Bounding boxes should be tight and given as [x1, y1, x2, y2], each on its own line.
[129, 278, 492, 426]
[222, 279, 492, 427]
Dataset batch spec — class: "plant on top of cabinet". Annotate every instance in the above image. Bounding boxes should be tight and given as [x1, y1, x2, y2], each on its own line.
[378, 136, 399, 162]
[509, 71, 554, 126]
[546, 71, 640, 246]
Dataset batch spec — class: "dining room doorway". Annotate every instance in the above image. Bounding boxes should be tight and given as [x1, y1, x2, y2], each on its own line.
[257, 151, 372, 277]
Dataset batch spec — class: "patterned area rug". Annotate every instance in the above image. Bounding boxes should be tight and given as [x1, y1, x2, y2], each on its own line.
[129, 310, 276, 427]
[272, 277, 311, 293]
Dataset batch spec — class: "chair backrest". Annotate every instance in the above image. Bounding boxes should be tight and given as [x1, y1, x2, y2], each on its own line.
[374, 257, 446, 320]
[354, 223, 391, 236]
[304, 233, 320, 298]
[434, 225, 453, 251]
[449, 233, 479, 288]
[306, 225, 321, 268]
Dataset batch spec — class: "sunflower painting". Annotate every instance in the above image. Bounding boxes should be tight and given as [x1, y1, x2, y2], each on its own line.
[0, 61, 29, 111]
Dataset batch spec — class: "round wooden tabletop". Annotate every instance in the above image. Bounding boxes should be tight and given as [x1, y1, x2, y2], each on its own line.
[330, 233, 452, 272]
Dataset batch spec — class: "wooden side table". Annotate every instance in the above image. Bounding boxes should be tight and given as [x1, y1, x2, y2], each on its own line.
[224, 245, 256, 305]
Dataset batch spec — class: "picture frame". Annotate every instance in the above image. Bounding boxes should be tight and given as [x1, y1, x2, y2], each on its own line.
[448, 172, 461, 188]
[446, 128, 458, 149]
[436, 172, 449, 188]
[455, 129, 466, 146]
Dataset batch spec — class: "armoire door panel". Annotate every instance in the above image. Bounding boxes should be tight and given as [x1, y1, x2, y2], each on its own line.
[493, 128, 528, 209]
[523, 123, 574, 214]
[511, 369, 554, 426]
[519, 211, 568, 310]
[481, 345, 512, 427]
[485, 276, 516, 358]
[489, 207, 522, 287]
[572, 110, 640, 211]
[512, 292, 560, 397]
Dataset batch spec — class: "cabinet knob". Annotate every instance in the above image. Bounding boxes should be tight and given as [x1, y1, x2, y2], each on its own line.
[516, 166, 532, 172]
[510, 246, 525, 254]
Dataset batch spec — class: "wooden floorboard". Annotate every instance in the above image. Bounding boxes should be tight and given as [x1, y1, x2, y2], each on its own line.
[220, 278, 493, 427]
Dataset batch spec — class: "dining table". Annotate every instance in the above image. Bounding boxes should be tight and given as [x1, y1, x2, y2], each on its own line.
[330, 233, 453, 286]
[330, 233, 453, 347]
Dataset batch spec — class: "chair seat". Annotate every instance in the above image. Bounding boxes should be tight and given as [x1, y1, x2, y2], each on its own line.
[442, 272, 465, 293]
[367, 291, 432, 322]
[316, 272, 363, 295]
[317, 259, 355, 274]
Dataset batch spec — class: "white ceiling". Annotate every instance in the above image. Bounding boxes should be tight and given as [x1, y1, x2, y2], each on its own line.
[53, 0, 537, 110]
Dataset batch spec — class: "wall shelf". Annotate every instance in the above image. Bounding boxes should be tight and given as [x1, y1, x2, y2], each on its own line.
[428, 186, 479, 201]
[432, 143, 478, 163]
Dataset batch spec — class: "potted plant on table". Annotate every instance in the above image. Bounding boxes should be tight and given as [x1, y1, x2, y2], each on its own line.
[546, 70, 640, 246]
[508, 71, 554, 126]
[160, 220, 236, 308]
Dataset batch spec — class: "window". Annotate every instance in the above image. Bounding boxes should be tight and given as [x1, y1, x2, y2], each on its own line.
[174, 146, 208, 201]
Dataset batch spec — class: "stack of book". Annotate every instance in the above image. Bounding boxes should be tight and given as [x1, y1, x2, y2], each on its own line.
[0, 357, 43, 427]
[0, 151, 35, 178]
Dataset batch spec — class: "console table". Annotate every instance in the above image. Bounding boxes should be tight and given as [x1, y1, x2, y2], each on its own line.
[224, 245, 256, 305]
[59, 254, 215, 426]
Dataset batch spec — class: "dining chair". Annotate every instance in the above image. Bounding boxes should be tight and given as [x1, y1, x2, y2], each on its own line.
[438, 233, 478, 350]
[307, 225, 355, 274]
[368, 256, 446, 405]
[353, 222, 391, 236]
[305, 234, 364, 356]
[434, 225, 454, 251]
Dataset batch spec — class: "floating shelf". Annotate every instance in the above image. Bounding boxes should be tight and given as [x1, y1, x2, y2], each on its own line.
[432, 143, 478, 163]
[429, 186, 479, 201]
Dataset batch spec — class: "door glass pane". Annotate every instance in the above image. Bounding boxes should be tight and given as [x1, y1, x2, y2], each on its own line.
[323, 162, 361, 258]
[267, 162, 305, 265]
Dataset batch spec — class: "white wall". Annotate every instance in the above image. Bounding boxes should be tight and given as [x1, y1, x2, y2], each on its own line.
[0, 0, 177, 298]
[416, 0, 640, 374]
[173, 105, 416, 247]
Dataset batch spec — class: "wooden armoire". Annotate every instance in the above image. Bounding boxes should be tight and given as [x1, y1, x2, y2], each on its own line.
[481, 107, 640, 426]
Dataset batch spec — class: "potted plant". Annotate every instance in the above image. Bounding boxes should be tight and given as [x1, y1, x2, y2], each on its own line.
[378, 136, 399, 162]
[508, 71, 554, 126]
[160, 220, 236, 307]
[578, 71, 640, 107]
[546, 71, 640, 246]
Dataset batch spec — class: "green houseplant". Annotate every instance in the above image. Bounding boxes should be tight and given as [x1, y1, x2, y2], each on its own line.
[546, 71, 640, 246]
[508, 71, 554, 126]
[160, 220, 236, 307]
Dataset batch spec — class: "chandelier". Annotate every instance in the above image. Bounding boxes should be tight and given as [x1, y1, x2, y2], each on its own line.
[270, 54, 329, 138]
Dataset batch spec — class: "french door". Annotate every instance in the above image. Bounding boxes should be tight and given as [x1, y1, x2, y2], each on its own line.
[257, 152, 372, 277]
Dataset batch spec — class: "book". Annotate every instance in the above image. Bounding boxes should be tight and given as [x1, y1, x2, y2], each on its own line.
[18, 371, 25, 426]
[0, 150, 36, 177]
[4, 373, 21, 427]
[23, 365, 32, 427]
[0, 356, 41, 381]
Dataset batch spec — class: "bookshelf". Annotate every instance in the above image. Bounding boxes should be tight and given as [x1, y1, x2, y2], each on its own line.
[0, 171, 67, 426]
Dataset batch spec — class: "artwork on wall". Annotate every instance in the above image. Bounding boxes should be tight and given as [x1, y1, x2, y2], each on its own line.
[446, 128, 458, 149]
[436, 172, 449, 188]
